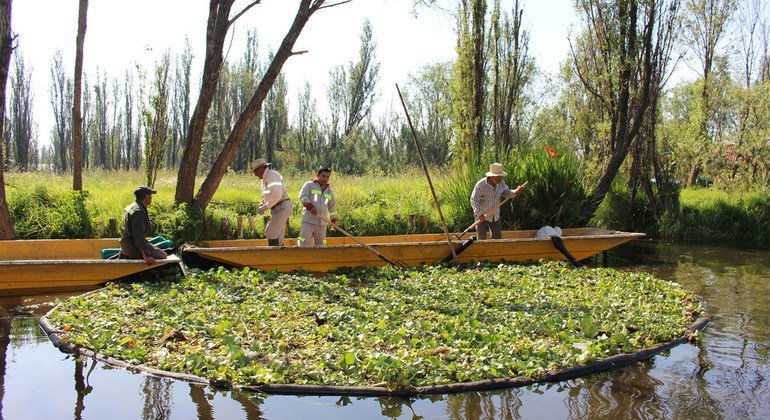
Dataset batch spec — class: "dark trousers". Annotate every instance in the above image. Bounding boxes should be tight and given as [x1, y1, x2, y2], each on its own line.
[476, 218, 502, 240]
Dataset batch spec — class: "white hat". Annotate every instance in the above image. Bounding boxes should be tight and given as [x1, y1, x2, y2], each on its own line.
[250, 158, 270, 171]
[485, 162, 507, 177]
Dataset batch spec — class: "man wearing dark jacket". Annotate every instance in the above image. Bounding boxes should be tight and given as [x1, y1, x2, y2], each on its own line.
[120, 185, 167, 264]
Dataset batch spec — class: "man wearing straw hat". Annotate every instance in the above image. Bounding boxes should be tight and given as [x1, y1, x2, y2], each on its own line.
[251, 158, 292, 246]
[470, 163, 526, 240]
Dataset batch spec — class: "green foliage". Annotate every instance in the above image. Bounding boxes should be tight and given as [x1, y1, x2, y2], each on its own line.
[660, 189, 770, 243]
[8, 185, 93, 239]
[593, 180, 658, 234]
[48, 261, 701, 389]
[442, 149, 592, 230]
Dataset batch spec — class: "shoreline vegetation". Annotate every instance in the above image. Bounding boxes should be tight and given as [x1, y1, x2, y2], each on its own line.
[5, 169, 769, 244]
[44, 262, 704, 391]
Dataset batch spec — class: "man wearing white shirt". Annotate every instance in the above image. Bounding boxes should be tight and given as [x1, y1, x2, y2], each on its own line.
[470, 163, 526, 239]
[251, 158, 292, 246]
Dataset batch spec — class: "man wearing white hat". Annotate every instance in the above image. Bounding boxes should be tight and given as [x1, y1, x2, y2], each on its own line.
[470, 163, 526, 239]
[251, 158, 292, 246]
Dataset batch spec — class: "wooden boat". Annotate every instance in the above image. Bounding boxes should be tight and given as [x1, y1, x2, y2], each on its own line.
[0, 239, 183, 297]
[182, 227, 644, 273]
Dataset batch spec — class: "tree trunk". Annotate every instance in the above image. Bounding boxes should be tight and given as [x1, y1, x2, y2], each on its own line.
[174, 0, 236, 206]
[193, 0, 326, 210]
[72, 0, 87, 191]
[0, 0, 15, 239]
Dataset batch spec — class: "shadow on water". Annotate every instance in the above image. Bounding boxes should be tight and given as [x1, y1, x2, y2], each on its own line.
[0, 240, 768, 419]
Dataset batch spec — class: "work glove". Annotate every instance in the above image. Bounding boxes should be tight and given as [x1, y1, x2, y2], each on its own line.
[303, 202, 315, 211]
[257, 204, 268, 215]
[330, 217, 337, 224]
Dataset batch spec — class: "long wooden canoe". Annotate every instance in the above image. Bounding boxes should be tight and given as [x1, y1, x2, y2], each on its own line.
[183, 227, 644, 273]
[0, 239, 182, 297]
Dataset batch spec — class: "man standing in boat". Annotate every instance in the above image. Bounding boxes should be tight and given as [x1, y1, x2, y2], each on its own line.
[470, 163, 527, 240]
[297, 166, 338, 246]
[252, 158, 292, 246]
[120, 186, 168, 264]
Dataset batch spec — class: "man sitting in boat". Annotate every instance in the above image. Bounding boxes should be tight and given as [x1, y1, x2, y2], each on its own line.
[252, 158, 292, 246]
[470, 163, 526, 239]
[120, 186, 168, 264]
[297, 166, 338, 246]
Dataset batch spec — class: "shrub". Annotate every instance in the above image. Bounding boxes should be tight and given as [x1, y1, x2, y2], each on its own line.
[9, 185, 94, 239]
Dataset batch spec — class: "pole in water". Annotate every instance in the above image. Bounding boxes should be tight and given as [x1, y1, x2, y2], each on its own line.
[395, 83, 458, 265]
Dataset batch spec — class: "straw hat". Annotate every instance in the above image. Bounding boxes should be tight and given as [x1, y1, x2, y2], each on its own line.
[250, 158, 270, 171]
[485, 162, 507, 177]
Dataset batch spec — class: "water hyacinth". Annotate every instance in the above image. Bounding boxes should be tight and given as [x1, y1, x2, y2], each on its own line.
[47, 262, 702, 389]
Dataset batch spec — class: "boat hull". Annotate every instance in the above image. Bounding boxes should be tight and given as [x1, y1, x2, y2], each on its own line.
[184, 228, 644, 272]
[0, 239, 182, 297]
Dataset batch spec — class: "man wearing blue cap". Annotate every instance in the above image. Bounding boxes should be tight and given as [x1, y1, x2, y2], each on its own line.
[120, 185, 168, 264]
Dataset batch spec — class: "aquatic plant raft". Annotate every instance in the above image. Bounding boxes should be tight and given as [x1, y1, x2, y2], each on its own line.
[41, 262, 708, 396]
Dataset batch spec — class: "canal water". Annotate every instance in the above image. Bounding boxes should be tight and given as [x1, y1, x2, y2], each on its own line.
[1, 241, 767, 419]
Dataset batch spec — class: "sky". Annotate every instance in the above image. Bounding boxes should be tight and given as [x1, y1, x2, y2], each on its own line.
[12, 0, 583, 145]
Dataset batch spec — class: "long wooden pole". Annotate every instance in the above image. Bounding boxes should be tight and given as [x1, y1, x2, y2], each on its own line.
[395, 84, 457, 264]
[321, 214, 401, 267]
[456, 181, 528, 240]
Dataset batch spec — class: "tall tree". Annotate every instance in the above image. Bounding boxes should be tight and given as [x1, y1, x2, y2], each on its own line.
[681, 0, 735, 184]
[232, 29, 263, 171]
[405, 62, 454, 165]
[451, 0, 487, 167]
[72, 0, 88, 190]
[571, 0, 677, 214]
[489, 0, 531, 159]
[143, 52, 171, 188]
[49, 50, 72, 173]
[0, 0, 15, 240]
[167, 38, 193, 168]
[174, 0, 262, 206]
[262, 57, 288, 165]
[9, 51, 33, 170]
[122, 69, 136, 170]
[192, 0, 339, 210]
[90, 70, 110, 169]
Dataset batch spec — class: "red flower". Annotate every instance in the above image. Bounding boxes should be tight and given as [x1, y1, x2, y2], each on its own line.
[545, 146, 558, 158]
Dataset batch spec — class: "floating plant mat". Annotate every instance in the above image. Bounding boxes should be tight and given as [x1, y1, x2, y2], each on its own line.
[41, 262, 708, 396]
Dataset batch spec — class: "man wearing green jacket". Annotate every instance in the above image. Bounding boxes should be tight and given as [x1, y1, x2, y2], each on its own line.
[297, 167, 337, 246]
[120, 186, 168, 264]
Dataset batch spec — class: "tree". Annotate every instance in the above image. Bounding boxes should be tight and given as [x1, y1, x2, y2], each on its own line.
[167, 38, 193, 169]
[49, 50, 72, 173]
[571, 0, 679, 214]
[451, 0, 487, 168]
[404, 62, 453, 165]
[0, 0, 16, 240]
[122, 69, 137, 170]
[9, 51, 34, 170]
[489, 0, 532, 159]
[174, 0, 263, 206]
[262, 56, 288, 165]
[326, 18, 380, 171]
[72, 0, 88, 190]
[90, 70, 110, 169]
[191, 0, 342, 211]
[143, 52, 171, 188]
[681, 0, 736, 184]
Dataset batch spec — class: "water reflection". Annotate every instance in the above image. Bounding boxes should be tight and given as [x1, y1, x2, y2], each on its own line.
[0, 241, 767, 419]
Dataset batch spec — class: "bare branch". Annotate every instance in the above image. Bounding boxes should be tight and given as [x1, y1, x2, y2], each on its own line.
[290, 50, 309, 56]
[320, 0, 352, 10]
[229, 1, 261, 25]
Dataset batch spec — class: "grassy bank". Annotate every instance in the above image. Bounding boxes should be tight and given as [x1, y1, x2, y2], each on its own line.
[5, 170, 769, 243]
[46, 262, 702, 389]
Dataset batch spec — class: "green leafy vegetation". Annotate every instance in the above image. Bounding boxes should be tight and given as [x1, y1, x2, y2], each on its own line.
[47, 262, 701, 390]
